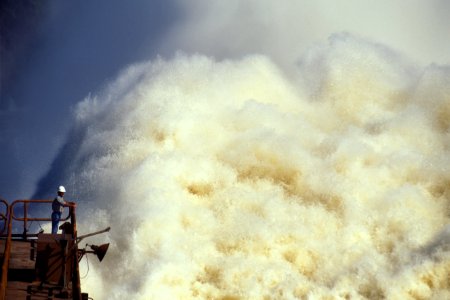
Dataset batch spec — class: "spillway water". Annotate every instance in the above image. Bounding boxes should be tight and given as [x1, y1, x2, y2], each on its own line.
[36, 34, 450, 299]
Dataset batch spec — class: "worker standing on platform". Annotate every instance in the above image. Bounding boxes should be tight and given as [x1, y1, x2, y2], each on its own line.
[51, 185, 68, 234]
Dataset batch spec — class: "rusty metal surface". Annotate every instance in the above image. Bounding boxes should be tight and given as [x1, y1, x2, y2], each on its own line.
[0, 240, 35, 269]
[0, 199, 78, 300]
[5, 281, 75, 299]
[1, 238, 77, 299]
[35, 234, 74, 284]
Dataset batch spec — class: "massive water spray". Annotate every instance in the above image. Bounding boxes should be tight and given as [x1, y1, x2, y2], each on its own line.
[35, 34, 449, 299]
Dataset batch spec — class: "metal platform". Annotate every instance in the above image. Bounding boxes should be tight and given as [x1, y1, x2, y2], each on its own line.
[0, 199, 86, 300]
[0, 239, 74, 299]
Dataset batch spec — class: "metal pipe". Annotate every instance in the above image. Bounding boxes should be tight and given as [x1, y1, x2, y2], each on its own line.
[76, 227, 111, 243]
[23, 202, 28, 238]
[0, 203, 13, 300]
[0, 233, 41, 238]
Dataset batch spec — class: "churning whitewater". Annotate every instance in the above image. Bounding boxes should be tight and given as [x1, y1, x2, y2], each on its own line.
[42, 35, 449, 299]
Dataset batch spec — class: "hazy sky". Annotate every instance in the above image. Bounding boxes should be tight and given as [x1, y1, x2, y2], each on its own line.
[1, 0, 449, 199]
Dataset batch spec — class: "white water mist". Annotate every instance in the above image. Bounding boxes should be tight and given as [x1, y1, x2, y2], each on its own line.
[46, 34, 450, 299]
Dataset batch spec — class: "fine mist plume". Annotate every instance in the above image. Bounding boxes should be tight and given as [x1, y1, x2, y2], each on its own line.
[34, 34, 450, 299]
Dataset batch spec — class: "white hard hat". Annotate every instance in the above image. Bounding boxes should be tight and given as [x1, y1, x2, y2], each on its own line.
[58, 186, 66, 193]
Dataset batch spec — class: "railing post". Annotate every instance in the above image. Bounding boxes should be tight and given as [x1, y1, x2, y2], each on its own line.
[0, 204, 13, 300]
[70, 204, 82, 300]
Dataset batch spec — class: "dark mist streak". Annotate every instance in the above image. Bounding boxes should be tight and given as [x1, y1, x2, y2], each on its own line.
[0, 0, 180, 200]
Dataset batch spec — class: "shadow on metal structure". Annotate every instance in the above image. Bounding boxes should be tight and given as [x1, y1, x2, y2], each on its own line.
[0, 199, 109, 299]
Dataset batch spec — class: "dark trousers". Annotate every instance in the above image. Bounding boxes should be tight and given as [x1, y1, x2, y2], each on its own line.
[51, 211, 61, 234]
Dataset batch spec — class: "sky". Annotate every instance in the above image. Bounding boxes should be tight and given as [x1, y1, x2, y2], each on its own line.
[1, 1, 449, 299]
[1, 0, 449, 200]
